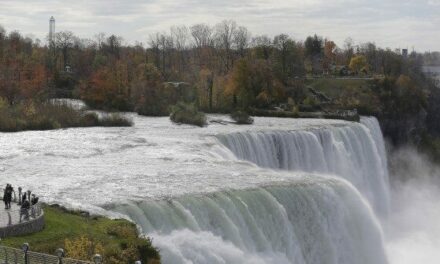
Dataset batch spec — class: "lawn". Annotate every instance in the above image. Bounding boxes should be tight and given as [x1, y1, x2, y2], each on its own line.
[2, 205, 160, 264]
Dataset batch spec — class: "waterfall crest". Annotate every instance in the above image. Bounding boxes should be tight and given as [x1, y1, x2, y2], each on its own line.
[113, 179, 387, 264]
[107, 116, 390, 264]
[216, 117, 389, 216]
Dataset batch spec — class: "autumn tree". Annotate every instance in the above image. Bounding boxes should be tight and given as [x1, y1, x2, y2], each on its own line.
[226, 58, 286, 109]
[80, 61, 131, 110]
[323, 39, 337, 72]
[130, 63, 170, 116]
[349, 55, 368, 74]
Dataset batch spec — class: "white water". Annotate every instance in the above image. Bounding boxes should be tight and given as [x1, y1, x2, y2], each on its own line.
[216, 117, 390, 216]
[0, 114, 391, 263]
[113, 181, 386, 264]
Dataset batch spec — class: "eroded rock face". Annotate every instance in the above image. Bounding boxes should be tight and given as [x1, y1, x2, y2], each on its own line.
[378, 109, 427, 145]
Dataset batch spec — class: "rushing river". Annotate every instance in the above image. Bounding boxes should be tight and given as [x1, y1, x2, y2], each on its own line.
[0, 112, 437, 263]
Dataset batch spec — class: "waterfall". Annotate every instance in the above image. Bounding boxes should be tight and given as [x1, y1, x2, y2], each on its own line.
[216, 117, 390, 216]
[108, 116, 390, 264]
[113, 178, 387, 264]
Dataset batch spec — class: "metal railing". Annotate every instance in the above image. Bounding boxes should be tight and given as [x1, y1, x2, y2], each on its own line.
[0, 244, 143, 264]
[0, 245, 95, 264]
[1, 186, 43, 228]
[1, 187, 31, 205]
[0, 204, 43, 228]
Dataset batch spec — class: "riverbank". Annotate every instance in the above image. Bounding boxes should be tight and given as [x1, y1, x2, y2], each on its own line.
[0, 100, 132, 132]
[1, 204, 160, 264]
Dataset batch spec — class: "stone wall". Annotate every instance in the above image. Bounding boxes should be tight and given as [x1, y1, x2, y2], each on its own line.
[0, 212, 45, 238]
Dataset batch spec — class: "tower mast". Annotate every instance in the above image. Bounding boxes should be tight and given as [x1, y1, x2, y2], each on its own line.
[49, 16, 55, 44]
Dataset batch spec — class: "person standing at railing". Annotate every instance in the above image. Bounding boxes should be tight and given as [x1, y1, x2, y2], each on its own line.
[30, 195, 39, 218]
[3, 186, 7, 209]
[20, 198, 30, 222]
[22, 191, 27, 204]
[3, 184, 13, 209]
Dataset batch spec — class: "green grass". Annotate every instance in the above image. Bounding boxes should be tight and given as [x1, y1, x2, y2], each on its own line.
[305, 78, 380, 115]
[2, 205, 160, 264]
[305, 78, 372, 98]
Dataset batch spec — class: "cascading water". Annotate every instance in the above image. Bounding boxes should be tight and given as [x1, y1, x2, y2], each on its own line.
[0, 113, 391, 264]
[113, 179, 387, 264]
[109, 116, 390, 264]
[216, 117, 390, 216]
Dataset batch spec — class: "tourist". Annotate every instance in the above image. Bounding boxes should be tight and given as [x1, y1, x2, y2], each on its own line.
[31, 194, 39, 205]
[5, 184, 13, 209]
[2, 186, 7, 209]
[20, 198, 30, 222]
[22, 192, 27, 203]
[31, 194, 39, 218]
[3, 184, 13, 209]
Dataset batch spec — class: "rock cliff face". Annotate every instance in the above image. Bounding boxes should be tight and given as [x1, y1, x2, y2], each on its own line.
[426, 88, 440, 137]
[378, 109, 427, 145]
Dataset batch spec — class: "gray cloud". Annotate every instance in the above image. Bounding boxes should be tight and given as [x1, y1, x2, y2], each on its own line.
[0, 0, 438, 51]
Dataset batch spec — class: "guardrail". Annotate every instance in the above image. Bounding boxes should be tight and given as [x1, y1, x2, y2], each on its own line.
[0, 204, 43, 228]
[0, 244, 95, 264]
[1, 186, 43, 229]
[0, 244, 143, 264]
[1, 187, 44, 238]
[1, 187, 30, 205]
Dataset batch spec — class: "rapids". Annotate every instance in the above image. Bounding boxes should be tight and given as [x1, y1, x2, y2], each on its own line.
[0, 114, 390, 263]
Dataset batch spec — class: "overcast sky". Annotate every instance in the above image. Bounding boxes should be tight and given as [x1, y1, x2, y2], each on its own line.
[0, 0, 439, 51]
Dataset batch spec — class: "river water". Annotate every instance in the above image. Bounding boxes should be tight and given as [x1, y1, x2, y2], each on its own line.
[0, 113, 436, 263]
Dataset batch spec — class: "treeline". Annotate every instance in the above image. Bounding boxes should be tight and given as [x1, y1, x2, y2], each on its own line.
[0, 21, 439, 148]
[423, 52, 440, 66]
[0, 21, 431, 112]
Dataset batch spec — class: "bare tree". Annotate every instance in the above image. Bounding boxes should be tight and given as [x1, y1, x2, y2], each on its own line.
[251, 35, 272, 60]
[148, 33, 161, 69]
[171, 25, 189, 72]
[55, 31, 76, 69]
[233, 26, 251, 58]
[0, 25, 6, 60]
[94, 32, 106, 50]
[190, 23, 214, 68]
[273, 34, 290, 76]
[100, 34, 123, 60]
[171, 26, 189, 51]
[214, 20, 237, 71]
[190, 23, 213, 48]
[149, 32, 173, 75]
[344, 37, 355, 64]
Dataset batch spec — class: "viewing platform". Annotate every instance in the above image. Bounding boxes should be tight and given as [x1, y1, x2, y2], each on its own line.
[0, 188, 44, 239]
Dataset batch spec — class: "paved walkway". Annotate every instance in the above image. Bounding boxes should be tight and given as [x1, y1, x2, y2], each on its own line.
[0, 203, 23, 227]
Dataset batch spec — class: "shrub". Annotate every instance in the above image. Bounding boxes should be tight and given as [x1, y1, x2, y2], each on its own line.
[0, 100, 133, 132]
[230, 111, 254, 125]
[170, 102, 207, 127]
[98, 113, 133, 127]
[81, 113, 100, 127]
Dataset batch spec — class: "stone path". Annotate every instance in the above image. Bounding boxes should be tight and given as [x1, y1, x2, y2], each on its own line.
[0, 203, 23, 228]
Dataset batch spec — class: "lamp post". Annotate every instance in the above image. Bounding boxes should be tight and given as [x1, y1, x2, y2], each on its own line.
[22, 243, 30, 264]
[93, 254, 102, 264]
[56, 248, 65, 264]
